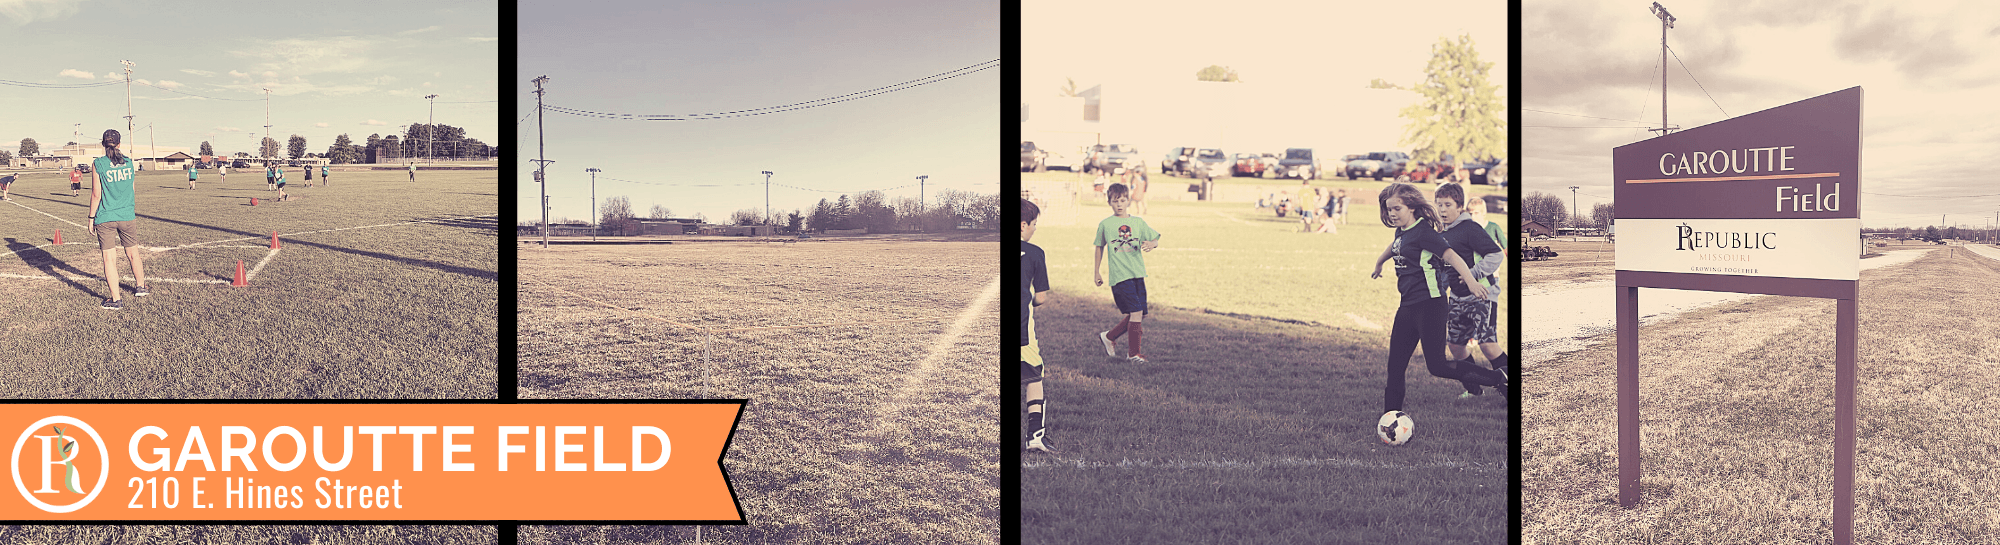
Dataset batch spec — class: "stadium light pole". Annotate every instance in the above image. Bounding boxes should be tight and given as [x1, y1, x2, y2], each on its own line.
[762, 171, 774, 229]
[1569, 186, 1580, 232]
[586, 168, 601, 241]
[532, 75, 554, 248]
[424, 94, 438, 166]
[121, 61, 134, 147]
[262, 88, 272, 159]
[144, 123, 155, 169]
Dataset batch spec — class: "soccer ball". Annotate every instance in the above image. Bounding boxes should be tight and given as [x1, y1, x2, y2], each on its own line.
[1377, 411, 1415, 446]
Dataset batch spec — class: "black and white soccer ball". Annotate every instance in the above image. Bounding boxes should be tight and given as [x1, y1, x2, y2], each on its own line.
[1377, 411, 1415, 446]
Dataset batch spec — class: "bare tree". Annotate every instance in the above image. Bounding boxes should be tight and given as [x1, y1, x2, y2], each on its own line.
[1591, 202, 1616, 230]
[1523, 191, 1567, 228]
[648, 204, 671, 219]
[730, 208, 762, 226]
[600, 196, 635, 234]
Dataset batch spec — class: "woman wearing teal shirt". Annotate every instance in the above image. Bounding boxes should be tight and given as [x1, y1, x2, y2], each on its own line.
[88, 129, 149, 310]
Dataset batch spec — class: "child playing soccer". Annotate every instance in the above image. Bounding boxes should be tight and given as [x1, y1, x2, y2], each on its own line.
[185, 163, 197, 190]
[87, 129, 149, 310]
[1093, 183, 1161, 363]
[1434, 184, 1508, 397]
[266, 164, 276, 190]
[218, 163, 226, 182]
[274, 165, 290, 201]
[304, 162, 313, 186]
[1021, 198, 1056, 453]
[408, 162, 417, 182]
[321, 164, 329, 186]
[1465, 196, 1511, 392]
[69, 166, 82, 197]
[0, 173, 13, 201]
[1369, 183, 1505, 418]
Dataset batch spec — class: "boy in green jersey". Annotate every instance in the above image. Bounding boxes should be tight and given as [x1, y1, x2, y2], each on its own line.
[1092, 183, 1162, 363]
[87, 130, 150, 310]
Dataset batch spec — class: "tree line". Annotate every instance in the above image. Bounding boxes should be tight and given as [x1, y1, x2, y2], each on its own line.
[589, 188, 1000, 234]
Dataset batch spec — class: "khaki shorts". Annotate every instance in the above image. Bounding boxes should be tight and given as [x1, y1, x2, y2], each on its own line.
[92, 221, 140, 250]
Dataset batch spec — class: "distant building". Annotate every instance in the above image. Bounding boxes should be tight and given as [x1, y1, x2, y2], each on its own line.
[1522, 219, 1556, 238]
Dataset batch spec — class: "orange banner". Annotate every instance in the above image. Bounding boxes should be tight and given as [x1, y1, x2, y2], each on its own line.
[0, 403, 743, 521]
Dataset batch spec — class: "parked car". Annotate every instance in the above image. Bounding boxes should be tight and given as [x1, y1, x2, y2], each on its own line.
[1087, 144, 1143, 174]
[1344, 151, 1411, 180]
[1162, 146, 1196, 175]
[1275, 148, 1320, 180]
[1231, 153, 1265, 177]
[1021, 141, 1047, 172]
[1191, 148, 1228, 177]
[1464, 156, 1503, 185]
[1487, 158, 1507, 186]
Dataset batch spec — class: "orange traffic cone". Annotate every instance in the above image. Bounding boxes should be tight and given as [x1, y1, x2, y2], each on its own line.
[251, 197, 259, 206]
[270, 231, 280, 249]
[231, 260, 248, 286]
[53, 230, 61, 245]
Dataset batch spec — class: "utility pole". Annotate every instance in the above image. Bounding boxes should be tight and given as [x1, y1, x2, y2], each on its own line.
[424, 94, 438, 165]
[586, 168, 601, 241]
[916, 175, 928, 213]
[145, 123, 155, 169]
[1649, 3, 1676, 135]
[72, 123, 79, 154]
[121, 61, 134, 145]
[532, 76, 555, 249]
[761, 171, 774, 229]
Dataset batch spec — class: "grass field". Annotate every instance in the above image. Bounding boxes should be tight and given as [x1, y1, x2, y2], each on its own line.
[0, 524, 496, 544]
[0, 167, 496, 397]
[517, 236, 999, 544]
[1021, 193, 1511, 544]
[1522, 248, 2000, 543]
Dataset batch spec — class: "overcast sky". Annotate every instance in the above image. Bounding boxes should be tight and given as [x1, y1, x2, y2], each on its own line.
[1023, 0, 1507, 159]
[1525, 0, 2000, 230]
[516, 0, 999, 225]
[0, 0, 496, 159]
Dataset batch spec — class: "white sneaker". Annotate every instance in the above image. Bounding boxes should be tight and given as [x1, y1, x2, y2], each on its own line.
[1098, 331, 1118, 357]
[1026, 429, 1056, 453]
[1127, 355, 1149, 364]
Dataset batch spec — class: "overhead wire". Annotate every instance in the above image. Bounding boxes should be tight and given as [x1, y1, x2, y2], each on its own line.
[1667, 44, 1728, 118]
[542, 59, 998, 121]
[0, 78, 121, 88]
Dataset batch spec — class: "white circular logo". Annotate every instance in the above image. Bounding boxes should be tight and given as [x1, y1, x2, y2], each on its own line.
[11, 416, 110, 513]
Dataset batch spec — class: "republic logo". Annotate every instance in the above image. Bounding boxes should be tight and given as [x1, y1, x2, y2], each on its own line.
[10, 416, 110, 513]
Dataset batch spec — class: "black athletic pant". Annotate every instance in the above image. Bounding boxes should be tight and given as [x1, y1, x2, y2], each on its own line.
[1384, 297, 1502, 412]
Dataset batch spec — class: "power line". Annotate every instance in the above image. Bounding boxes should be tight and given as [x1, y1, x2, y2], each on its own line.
[435, 100, 496, 103]
[0, 78, 121, 88]
[600, 176, 759, 188]
[542, 59, 998, 121]
[134, 81, 262, 101]
[1864, 191, 2000, 198]
[1523, 109, 1650, 124]
[1667, 44, 1728, 118]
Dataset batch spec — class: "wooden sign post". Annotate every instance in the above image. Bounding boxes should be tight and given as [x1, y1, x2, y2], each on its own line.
[1611, 87, 1863, 544]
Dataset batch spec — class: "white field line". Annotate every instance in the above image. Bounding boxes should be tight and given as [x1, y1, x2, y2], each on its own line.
[170, 213, 499, 250]
[865, 275, 1001, 437]
[1023, 456, 1507, 474]
[6, 199, 88, 230]
[0, 273, 227, 284]
[245, 248, 279, 281]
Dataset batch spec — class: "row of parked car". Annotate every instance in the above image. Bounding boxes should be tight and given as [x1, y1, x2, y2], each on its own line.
[1021, 141, 1506, 185]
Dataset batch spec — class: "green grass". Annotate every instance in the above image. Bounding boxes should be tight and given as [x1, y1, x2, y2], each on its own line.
[1022, 197, 1510, 544]
[0, 524, 496, 544]
[0, 167, 497, 398]
[517, 239, 999, 544]
[1522, 250, 2000, 543]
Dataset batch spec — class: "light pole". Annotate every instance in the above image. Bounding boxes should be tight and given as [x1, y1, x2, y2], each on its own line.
[424, 94, 438, 165]
[121, 61, 134, 145]
[262, 88, 271, 158]
[761, 171, 774, 230]
[1569, 186, 1580, 232]
[586, 167, 601, 241]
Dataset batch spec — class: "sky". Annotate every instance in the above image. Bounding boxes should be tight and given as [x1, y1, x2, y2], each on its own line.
[1525, 0, 2000, 231]
[1023, 0, 1508, 162]
[516, 0, 1000, 225]
[0, 0, 497, 159]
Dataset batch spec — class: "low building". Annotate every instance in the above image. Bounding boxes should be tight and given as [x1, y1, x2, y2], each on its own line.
[1522, 219, 1556, 239]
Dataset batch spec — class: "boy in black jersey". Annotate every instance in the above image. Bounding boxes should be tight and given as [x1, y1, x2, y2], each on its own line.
[1369, 183, 1506, 424]
[1021, 198, 1055, 453]
[1434, 184, 1508, 396]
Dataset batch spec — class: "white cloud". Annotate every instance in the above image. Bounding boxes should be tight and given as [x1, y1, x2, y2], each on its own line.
[0, 0, 84, 25]
[228, 70, 249, 78]
[467, 37, 497, 42]
[57, 68, 92, 79]
[366, 75, 398, 85]
[181, 69, 215, 77]
[102, 72, 120, 81]
[231, 37, 376, 77]
[398, 25, 441, 35]
[422, 82, 433, 88]
[315, 122, 329, 128]
[135, 78, 151, 85]
[262, 71, 278, 78]
[215, 127, 241, 132]
[157, 80, 181, 89]
[363, 119, 388, 126]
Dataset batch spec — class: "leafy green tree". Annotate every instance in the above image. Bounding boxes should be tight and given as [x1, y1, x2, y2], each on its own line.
[0, 150, 12, 166]
[287, 135, 307, 159]
[1399, 34, 1505, 164]
[1368, 78, 1405, 90]
[1195, 65, 1240, 82]
[200, 141, 214, 156]
[327, 134, 362, 164]
[259, 137, 279, 158]
[18, 138, 38, 157]
[1925, 226, 1939, 241]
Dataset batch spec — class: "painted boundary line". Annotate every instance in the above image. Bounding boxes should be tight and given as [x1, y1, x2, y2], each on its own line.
[0, 213, 496, 282]
[1023, 456, 1507, 474]
[867, 276, 1001, 436]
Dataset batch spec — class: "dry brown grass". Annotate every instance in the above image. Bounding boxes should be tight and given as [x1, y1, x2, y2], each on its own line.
[516, 239, 999, 544]
[1523, 250, 2000, 544]
[1520, 238, 1617, 287]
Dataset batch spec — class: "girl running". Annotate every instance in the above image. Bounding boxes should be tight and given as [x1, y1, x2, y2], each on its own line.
[69, 166, 83, 197]
[1369, 183, 1506, 420]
